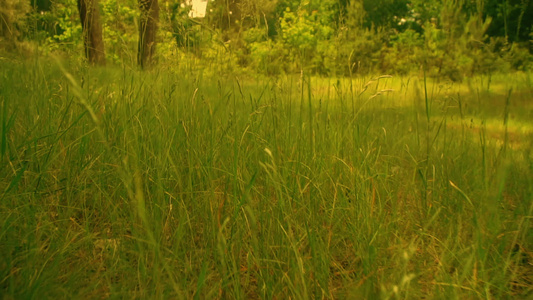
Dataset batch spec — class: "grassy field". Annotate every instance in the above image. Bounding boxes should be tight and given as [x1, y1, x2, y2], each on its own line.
[0, 57, 532, 299]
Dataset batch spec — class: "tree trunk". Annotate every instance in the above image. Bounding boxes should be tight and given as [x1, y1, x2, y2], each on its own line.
[138, 0, 159, 68]
[77, 0, 105, 65]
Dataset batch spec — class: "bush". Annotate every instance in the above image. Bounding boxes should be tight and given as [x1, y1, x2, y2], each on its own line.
[505, 43, 533, 71]
[101, 0, 138, 64]
[383, 29, 424, 74]
[249, 39, 287, 75]
[0, 0, 31, 50]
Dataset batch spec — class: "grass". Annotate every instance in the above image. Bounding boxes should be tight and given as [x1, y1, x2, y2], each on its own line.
[0, 56, 532, 299]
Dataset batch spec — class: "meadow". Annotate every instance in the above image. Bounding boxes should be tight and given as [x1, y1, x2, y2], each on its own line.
[0, 57, 532, 299]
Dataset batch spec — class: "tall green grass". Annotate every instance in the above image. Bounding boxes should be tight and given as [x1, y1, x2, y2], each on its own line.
[1, 58, 532, 299]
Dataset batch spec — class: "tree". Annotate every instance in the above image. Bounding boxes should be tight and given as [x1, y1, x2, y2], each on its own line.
[362, 0, 409, 30]
[138, 0, 159, 68]
[77, 0, 106, 65]
[485, 0, 533, 42]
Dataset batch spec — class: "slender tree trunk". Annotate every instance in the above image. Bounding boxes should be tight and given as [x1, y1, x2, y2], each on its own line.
[77, 0, 105, 65]
[138, 0, 159, 68]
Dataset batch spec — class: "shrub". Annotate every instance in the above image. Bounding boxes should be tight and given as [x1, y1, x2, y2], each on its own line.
[0, 0, 31, 50]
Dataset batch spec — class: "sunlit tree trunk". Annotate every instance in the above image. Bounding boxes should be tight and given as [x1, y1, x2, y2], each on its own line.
[77, 0, 105, 65]
[138, 0, 159, 68]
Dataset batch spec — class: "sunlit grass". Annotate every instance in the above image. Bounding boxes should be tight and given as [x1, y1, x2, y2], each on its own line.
[0, 58, 532, 299]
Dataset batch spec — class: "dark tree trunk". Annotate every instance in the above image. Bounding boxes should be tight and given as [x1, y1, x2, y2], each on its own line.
[77, 0, 105, 65]
[138, 0, 159, 68]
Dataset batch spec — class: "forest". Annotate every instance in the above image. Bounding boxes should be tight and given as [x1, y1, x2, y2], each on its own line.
[1, 0, 532, 299]
[1, 0, 532, 77]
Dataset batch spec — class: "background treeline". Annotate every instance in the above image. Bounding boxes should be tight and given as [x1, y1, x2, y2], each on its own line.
[1, 0, 532, 79]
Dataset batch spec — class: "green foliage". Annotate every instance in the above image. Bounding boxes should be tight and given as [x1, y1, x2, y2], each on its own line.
[333, 26, 389, 75]
[0, 0, 31, 50]
[272, 2, 337, 72]
[101, 0, 138, 64]
[249, 39, 286, 74]
[1, 0, 532, 75]
[169, 2, 198, 48]
[383, 29, 424, 74]
[485, 0, 533, 42]
[34, 0, 82, 57]
[506, 42, 533, 71]
[279, 8, 317, 53]
[362, 0, 409, 29]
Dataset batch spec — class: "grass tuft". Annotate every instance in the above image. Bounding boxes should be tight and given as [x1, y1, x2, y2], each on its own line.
[0, 60, 532, 298]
